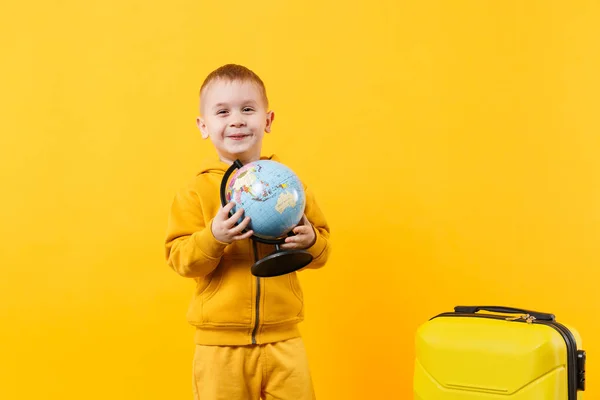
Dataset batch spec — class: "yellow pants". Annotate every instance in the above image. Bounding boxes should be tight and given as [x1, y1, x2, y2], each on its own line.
[192, 337, 316, 400]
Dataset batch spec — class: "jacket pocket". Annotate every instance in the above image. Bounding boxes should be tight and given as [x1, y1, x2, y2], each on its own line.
[262, 272, 304, 325]
[289, 272, 304, 303]
[186, 272, 220, 325]
[200, 261, 253, 326]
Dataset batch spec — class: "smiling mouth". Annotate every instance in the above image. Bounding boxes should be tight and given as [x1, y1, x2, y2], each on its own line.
[227, 134, 252, 140]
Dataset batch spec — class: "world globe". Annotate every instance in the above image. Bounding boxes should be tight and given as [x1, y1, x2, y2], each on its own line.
[224, 160, 306, 240]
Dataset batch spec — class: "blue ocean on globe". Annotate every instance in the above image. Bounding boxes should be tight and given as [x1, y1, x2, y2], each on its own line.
[225, 160, 306, 240]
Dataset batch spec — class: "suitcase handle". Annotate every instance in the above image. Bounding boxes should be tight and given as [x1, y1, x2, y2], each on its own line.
[454, 306, 555, 321]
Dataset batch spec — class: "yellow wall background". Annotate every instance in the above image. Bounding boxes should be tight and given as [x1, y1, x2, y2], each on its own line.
[2, 0, 599, 398]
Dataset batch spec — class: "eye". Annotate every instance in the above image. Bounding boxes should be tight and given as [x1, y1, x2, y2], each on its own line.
[216, 109, 228, 115]
[242, 107, 255, 113]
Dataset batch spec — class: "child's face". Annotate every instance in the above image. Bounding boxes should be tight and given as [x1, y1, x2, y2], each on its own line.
[197, 79, 273, 165]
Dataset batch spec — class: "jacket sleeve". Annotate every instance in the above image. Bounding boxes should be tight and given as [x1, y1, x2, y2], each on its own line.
[164, 187, 228, 278]
[302, 185, 331, 269]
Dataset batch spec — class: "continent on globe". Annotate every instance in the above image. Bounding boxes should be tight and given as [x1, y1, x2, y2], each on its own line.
[275, 191, 297, 214]
[232, 170, 257, 192]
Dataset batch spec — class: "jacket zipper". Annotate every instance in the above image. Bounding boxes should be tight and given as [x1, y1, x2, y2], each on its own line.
[251, 241, 261, 344]
[431, 312, 579, 399]
[251, 276, 261, 344]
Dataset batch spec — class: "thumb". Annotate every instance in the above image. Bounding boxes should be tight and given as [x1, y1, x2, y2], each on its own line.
[301, 214, 311, 226]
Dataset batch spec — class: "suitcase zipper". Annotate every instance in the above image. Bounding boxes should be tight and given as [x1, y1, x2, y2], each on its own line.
[431, 312, 581, 399]
[505, 314, 536, 323]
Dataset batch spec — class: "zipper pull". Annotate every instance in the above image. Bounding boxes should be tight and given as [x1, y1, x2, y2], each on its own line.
[505, 314, 537, 324]
[505, 314, 529, 321]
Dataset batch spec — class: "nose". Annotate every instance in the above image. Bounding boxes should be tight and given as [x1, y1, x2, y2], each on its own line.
[229, 111, 246, 128]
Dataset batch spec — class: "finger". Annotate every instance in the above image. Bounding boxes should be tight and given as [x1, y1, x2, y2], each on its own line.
[281, 239, 306, 250]
[284, 235, 299, 243]
[279, 242, 299, 250]
[218, 202, 236, 219]
[231, 216, 251, 234]
[292, 225, 311, 235]
[232, 229, 254, 241]
[282, 236, 307, 250]
[225, 207, 245, 228]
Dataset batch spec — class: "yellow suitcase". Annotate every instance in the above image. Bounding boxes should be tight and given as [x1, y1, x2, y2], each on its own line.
[413, 306, 586, 399]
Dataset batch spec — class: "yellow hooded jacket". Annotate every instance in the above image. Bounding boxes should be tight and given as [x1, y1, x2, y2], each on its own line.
[165, 154, 331, 346]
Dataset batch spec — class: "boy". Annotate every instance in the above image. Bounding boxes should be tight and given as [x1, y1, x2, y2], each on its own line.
[164, 64, 331, 400]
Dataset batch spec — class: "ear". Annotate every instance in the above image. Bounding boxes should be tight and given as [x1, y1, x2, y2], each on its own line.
[196, 117, 209, 139]
[264, 111, 275, 133]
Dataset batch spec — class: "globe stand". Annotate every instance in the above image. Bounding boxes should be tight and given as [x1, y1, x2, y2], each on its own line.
[251, 242, 313, 278]
[221, 160, 313, 278]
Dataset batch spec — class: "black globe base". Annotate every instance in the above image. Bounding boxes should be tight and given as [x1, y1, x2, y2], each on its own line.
[251, 249, 313, 277]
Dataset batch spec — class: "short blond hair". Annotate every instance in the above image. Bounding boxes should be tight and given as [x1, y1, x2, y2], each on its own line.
[200, 64, 269, 109]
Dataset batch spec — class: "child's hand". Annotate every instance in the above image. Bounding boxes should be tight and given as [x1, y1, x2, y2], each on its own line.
[211, 202, 254, 244]
[281, 215, 316, 250]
